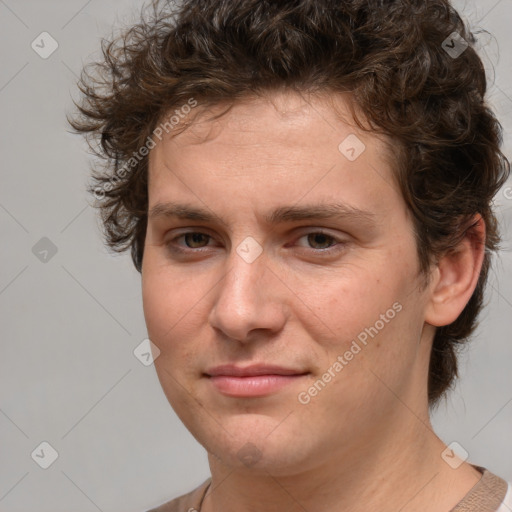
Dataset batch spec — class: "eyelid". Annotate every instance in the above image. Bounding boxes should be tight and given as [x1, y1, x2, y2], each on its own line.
[164, 228, 347, 255]
[165, 230, 217, 251]
[292, 229, 347, 250]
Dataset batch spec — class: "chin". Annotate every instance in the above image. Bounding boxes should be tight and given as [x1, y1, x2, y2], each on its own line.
[187, 413, 319, 475]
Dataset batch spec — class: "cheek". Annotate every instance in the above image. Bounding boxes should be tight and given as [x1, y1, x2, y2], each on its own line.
[300, 254, 420, 385]
[142, 256, 193, 344]
[141, 256, 215, 366]
[142, 269, 169, 341]
[296, 264, 403, 344]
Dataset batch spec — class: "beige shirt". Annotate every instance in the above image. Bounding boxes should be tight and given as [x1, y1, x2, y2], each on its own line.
[146, 466, 510, 512]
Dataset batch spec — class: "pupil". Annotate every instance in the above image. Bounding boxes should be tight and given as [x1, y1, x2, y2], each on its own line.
[309, 233, 331, 249]
[186, 233, 207, 247]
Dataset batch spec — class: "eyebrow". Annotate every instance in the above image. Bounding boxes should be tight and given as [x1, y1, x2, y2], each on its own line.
[148, 201, 377, 226]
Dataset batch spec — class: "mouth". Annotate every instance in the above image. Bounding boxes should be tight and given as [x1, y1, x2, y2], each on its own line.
[204, 364, 310, 397]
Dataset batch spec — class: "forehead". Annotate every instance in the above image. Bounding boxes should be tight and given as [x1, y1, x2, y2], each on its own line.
[153, 91, 395, 161]
[147, 91, 403, 221]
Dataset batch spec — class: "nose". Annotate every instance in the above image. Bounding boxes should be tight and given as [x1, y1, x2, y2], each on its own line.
[208, 246, 288, 343]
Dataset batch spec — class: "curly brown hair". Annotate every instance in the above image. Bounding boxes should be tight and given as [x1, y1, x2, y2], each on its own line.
[69, 0, 510, 406]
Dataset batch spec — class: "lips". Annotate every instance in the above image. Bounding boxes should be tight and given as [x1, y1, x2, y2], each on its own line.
[206, 364, 308, 377]
[205, 364, 309, 397]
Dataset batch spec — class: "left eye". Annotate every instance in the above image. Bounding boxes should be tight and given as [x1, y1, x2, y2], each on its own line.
[296, 232, 339, 250]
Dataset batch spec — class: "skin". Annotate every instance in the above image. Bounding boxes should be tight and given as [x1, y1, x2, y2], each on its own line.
[142, 91, 485, 512]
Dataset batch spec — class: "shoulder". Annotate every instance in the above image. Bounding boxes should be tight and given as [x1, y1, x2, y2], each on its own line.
[145, 478, 211, 512]
[451, 466, 511, 512]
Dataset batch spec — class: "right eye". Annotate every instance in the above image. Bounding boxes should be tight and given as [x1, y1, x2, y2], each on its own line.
[165, 231, 215, 253]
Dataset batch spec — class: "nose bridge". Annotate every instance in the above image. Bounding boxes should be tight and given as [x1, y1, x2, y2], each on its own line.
[219, 244, 267, 312]
[222, 233, 267, 294]
[209, 240, 286, 341]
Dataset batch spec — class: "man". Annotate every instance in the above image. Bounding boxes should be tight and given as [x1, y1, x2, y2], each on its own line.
[70, 0, 511, 510]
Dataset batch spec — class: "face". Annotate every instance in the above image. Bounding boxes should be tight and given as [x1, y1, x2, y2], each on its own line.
[142, 91, 433, 475]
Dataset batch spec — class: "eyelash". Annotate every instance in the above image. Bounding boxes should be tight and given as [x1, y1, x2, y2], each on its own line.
[165, 230, 346, 256]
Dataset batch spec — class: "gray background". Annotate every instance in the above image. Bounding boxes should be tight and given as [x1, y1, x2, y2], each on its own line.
[0, 0, 511, 511]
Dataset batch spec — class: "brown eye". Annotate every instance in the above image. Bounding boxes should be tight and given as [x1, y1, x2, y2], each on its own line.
[183, 233, 210, 248]
[305, 232, 336, 250]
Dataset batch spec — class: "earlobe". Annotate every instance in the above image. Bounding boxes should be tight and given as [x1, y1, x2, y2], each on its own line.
[424, 214, 486, 328]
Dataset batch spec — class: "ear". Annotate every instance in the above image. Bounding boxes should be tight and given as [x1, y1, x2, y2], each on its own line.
[424, 214, 486, 327]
